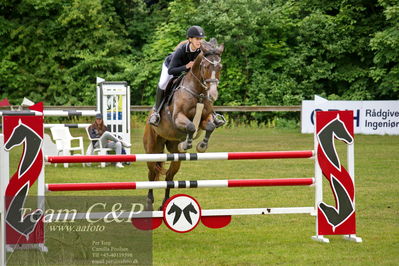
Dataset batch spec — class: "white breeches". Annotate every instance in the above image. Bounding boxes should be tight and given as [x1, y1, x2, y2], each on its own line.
[158, 62, 173, 91]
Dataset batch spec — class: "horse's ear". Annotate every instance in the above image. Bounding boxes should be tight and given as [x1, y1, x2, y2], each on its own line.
[201, 41, 210, 53]
[209, 38, 218, 46]
[217, 44, 224, 54]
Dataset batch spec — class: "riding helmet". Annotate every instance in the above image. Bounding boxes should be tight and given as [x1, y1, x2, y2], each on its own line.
[187, 26, 206, 38]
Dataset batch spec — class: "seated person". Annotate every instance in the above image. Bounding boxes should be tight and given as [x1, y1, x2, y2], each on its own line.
[88, 113, 131, 168]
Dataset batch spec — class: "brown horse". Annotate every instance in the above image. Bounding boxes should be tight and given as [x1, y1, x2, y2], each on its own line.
[143, 38, 224, 209]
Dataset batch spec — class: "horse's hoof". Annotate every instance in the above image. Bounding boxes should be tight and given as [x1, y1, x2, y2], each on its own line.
[196, 142, 208, 153]
[178, 142, 191, 152]
[178, 142, 185, 152]
[145, 199, 154, 211]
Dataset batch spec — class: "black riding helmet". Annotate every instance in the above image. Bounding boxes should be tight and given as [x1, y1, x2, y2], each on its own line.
[187, 26, 206, 38]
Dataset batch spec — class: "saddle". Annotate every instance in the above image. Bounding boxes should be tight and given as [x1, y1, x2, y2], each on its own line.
[164, 74, 185, 107]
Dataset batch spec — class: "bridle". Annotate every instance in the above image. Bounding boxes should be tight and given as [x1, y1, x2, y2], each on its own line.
[180, 51, 221, 103]
[190, 51, 221, 91]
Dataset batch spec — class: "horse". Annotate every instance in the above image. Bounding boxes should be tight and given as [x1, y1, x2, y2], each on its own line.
[143, 38, 224, 210]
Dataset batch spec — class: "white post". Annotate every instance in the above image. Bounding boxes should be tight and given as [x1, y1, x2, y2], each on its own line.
[99, 80, 131, 154]
[0, 134, 9, 266]
[127, 84, 131, 154]
[96, 77, 105, 113]
[110, 92, 115, 134]
[347, 143, 354, 181]
[312, 113, 329, 243]
[314, 133, 323, 213]
[343, 141, 362, 242]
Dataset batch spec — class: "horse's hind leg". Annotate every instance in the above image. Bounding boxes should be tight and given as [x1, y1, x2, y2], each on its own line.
[159, 142, 182, 210]
[145, 162, 162, 211]
[143, 122, 165, 210]
[197, 116, 216, 153]
[159, 160, 181, 210]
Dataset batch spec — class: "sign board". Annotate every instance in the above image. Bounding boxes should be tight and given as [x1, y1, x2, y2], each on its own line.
[302, 96, 399, 135]
[97, 78, 131, 153]
[163, 194, 201, 233]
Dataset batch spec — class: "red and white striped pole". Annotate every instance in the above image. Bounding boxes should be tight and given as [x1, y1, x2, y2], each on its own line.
[45, 150, 314, 164]
[46, 178, 315, 192]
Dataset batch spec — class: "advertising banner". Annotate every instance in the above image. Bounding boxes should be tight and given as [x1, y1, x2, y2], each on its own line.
[301, 96, 399, 135]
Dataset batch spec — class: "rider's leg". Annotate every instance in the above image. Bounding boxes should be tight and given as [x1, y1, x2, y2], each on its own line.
[149, 62, 172, 126]
[149, 87, 165, 126]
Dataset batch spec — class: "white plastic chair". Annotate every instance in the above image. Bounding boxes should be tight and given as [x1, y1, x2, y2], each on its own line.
[42, 134, 58, 165]
[50, 126, 85, 168]
[85, 126, 112, 167]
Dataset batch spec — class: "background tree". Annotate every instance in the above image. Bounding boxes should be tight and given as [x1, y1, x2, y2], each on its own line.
[1, 0, 398, 110]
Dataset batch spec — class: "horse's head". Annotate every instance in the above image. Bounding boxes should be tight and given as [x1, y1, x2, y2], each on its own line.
[195, 38, 224, 101]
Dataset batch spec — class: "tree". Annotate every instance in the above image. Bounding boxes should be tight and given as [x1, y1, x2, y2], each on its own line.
[1, 0, 397, 109]
[370, 0, 399, 99]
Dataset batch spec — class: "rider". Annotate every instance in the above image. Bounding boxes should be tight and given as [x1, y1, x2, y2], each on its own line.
[149, 25, 225, 127]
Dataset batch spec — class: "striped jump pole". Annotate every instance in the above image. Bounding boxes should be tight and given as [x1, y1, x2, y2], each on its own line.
[44, 123, 91, 129]
[43, 110, 97, 117]
[46, 178, 315, 192]
[0, 110, 43, 116]
[44, 207, 316, 223]
[45, 150, 314, 164]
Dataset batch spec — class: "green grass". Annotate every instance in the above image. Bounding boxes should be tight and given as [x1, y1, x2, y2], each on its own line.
[5, 125, 399, 265]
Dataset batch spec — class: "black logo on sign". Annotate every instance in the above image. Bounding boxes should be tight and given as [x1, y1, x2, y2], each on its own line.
[167, 203, 198, 225]
[6, 183, 43, 238]
[5, 120, 42, 177]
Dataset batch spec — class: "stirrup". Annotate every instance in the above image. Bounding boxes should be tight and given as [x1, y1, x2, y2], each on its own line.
[149, 112, 161, 126]
[213, 113, 226, 128]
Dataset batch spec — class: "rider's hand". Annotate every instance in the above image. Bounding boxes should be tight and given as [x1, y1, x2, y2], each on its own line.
[186, 61, 194, 69]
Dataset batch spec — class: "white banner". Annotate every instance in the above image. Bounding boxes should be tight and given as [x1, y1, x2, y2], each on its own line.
[301, 96, 399, 135]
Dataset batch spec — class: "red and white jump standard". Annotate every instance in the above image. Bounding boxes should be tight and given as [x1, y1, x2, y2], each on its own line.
[0, 109, 362, 264]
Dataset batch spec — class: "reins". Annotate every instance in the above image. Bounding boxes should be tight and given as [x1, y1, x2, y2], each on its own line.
[180, 52, 221, 103]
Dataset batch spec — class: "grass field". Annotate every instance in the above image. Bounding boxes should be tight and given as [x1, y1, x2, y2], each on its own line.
[5, 124, 399, 265]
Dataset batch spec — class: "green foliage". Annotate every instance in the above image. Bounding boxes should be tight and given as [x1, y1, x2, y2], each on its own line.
[369, 0, 399, 98]
[0, 0, 398, 110]
[0, 0, 142, 105]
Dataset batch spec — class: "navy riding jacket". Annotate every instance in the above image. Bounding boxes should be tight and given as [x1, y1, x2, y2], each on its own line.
[165, 42, 201, 77]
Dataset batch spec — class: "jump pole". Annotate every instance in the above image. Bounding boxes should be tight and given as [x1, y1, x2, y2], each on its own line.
[46, 178, 315, 192]
[45, 150, 314, 163]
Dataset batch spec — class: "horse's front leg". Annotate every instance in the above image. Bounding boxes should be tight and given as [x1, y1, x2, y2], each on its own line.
[174, 113, 196, 152]
[196, 115, 216, 153]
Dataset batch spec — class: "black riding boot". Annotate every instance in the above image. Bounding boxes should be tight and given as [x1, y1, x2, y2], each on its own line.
[149, 87, 165, 126]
